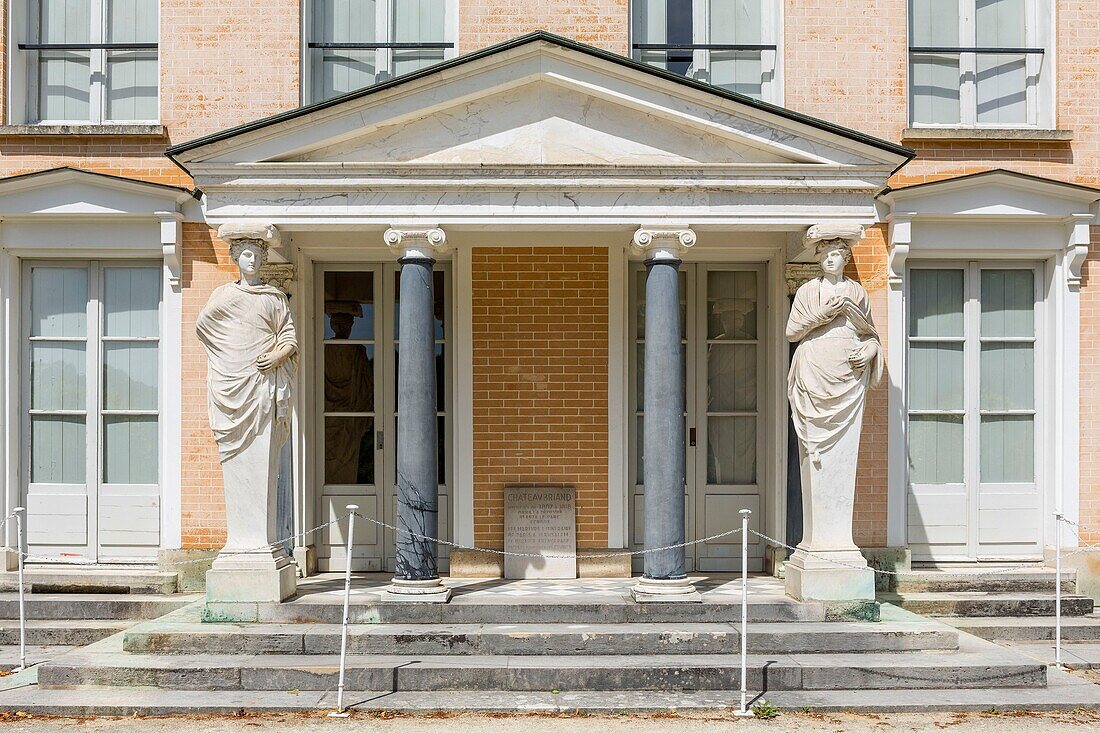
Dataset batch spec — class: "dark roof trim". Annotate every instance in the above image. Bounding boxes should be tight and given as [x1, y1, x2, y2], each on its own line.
[165, 30, 916, 165]
[879, 168, 1100, 199]
[0, 165, 198, 198]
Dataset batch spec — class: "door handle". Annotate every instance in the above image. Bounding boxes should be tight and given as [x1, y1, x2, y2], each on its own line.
[689, 428, 697, 447]
[376, 430, 384, 450]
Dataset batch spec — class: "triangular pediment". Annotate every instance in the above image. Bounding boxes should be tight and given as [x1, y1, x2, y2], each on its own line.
[883, 170, 1100, 218]
[168, 33, 911, 172]
[0, 167, 194, 217]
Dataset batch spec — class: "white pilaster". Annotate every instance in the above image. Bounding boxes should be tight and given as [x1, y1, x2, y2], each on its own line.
[886, 214, 911, 550]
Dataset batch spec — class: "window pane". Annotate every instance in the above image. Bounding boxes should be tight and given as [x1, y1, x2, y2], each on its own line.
[908, 342, 963, 411]
[103, 415, 158, 483]
[707, 271, 757, 339]
[910, 0, 959, 47]
[980, 269, 1034, 337]
[106, 52, 158, 121]
[634, 0, 693, 75]
[710, 51, 763, 98]
[908, 414, 963, 483]
[325, 416, 374, 484]
[104, 267, 160, 337]
[31, 342, 86, 410]
[709, 0, 763, 97]
[910, 53, 961, 125]
[392, 0, 447, 76]
[980, 343, 1033, 410]
[104, 342, 158, 410]
[909, 268, 964, 338]
[40, 0, 90, 43]
[325, 343, 375, 412]
[980, 415, 1034, 482]
[707, 343, 757, 412]
[314, 0, 379, 98]
[324, 271, 375, 339]
[319, 50, 378, 97]
[39, 52, 91, 121]
[975, 0, 1025, 47]
[31, 415, 85, 483]
[316, 0, 377, 42]
[31, 267, 87, 337]
[707, 416, 756, 484]
[976, 54, 1027, 124]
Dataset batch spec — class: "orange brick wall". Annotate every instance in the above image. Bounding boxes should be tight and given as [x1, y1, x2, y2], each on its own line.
[471, 247, 610, 549]
[180, 224, 237, 548]
[1081, 234, 1100, 545]
[459, 0, 629, 56]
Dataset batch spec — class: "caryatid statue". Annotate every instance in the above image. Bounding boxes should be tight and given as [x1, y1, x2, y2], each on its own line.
[784, 223, 882, 603]
[197, 224, 298, 603]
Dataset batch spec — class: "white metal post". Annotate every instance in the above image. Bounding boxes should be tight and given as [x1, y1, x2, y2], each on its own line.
[13, 507, 26, 672]
[329, 505, 358, 717]
[734, 508, 753, 717]
[1054, 510, 1063, 668]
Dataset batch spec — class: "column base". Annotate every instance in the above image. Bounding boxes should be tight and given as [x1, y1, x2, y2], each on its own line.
[784, 548, 875, 602]
[631, 576, 702, 603]
[205, 548, 296, 603]
[379, 577, 452, 603]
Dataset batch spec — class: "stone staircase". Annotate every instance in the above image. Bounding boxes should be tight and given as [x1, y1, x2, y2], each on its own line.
[20, 577, 1056, 706]
[878, 567, 1094, 618]
[0, 592, 196, 671]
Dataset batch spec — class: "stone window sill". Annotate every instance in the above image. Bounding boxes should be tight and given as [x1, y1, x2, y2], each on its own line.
[0, 124, 167, 136]
[901, 127, 1073, 142]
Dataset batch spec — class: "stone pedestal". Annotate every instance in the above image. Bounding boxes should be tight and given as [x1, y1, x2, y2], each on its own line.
[379, 578, 452, 603]
[631, 576, 702, 603]
[205, 547, 296, 603]
[784, 548, 874, 602]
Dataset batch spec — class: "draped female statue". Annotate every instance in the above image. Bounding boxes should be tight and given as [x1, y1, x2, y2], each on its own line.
[196, 233, 298, 602]
[784, 224, 881, 601]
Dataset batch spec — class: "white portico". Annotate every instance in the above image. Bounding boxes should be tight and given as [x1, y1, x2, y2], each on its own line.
[165, 32, 912, 597]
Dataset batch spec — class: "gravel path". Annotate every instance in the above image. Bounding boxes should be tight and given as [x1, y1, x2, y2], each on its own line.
[1, 710, 1099, 732]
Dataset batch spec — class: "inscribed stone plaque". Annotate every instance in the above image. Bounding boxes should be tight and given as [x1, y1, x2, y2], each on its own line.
[504, 486, 576, 579]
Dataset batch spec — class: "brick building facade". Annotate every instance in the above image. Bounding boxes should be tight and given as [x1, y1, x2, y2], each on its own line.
[0, 1, 1096, 594]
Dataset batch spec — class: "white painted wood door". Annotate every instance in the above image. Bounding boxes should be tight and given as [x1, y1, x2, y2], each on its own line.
[22, 262, 162, 564]
[315, 264, 451, 572]
[906, 262, 1043, 562]
[629, 263, 765, 572]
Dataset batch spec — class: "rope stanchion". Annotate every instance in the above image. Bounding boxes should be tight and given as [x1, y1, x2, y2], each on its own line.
[734, 508, 753, 717]
[12, 507, 26, 673]
[329, 504, 357, 718]
[1054, 511, 1063, 669]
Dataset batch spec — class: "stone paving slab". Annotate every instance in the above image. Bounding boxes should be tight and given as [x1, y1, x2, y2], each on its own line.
[894, 569, 1076, 594]
[1, 670, 1099, 715]
[0, 645, 74, 671]
[0, 594, 200, 621]
[996, 641, 1100, 669]
[0, 619, 132, 646]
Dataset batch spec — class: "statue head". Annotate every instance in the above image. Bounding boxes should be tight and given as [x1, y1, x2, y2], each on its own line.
[815, 239, 852, 277]
[229, 239, 269, 280]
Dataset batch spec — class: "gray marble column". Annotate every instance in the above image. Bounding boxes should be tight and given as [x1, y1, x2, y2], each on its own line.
[382, 227, 451, 603]
[630, 228, 701, 603]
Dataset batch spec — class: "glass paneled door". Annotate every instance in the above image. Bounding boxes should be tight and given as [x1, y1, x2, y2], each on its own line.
[906, 263, 1043, 561]
[22, 262, 162, 563]
[315, 264, 451, 572]
[629, 263, 765, 572]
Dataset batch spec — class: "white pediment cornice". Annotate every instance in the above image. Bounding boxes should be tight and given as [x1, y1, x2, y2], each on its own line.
[0, 167, 195, 218]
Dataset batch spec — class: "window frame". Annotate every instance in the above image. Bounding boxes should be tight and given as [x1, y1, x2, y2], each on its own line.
[629, 0, 783, 104]
[302, 0, 458, 105]
[907, 0, 1054, 129]
[11, 0, 161, 125]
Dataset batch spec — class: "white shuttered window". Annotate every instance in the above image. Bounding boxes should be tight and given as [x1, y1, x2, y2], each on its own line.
[908, 0, 1052, 128]
[308, 0, 455, 103]
[906, 262, 1042, 561]
[23, 0, 159, 123]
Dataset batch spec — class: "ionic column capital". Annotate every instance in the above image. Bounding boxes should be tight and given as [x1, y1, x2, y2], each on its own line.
[631, 226, 696, 262]
[384, 226, 447, 260]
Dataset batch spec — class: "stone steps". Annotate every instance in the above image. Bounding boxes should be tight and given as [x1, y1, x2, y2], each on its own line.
[122, 620, 958, 656]
[0, 568, 179, 595]
[894, 568, 1076, 595]
[219, 597, 824, 625]
[0, 619, 132, 646]
[945, 613, 1100, 642]
[38, 633, 1042, 693]
[878, 592, 1095, 618]
[0, 644, 77, 671]
[0, 593, 198, 621]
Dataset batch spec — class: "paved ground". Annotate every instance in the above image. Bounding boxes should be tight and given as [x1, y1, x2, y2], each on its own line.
[0, 710, 1099, 732]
